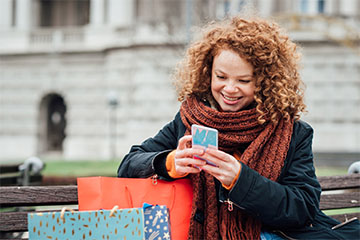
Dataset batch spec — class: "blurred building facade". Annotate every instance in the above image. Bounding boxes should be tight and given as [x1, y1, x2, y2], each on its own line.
[0, 0, 359, 162]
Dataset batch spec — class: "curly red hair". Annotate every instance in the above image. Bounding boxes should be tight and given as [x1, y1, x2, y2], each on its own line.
[174, 16, 306, 124]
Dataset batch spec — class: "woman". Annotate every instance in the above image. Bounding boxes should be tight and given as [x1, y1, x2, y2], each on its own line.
[118, 17, 359, 239]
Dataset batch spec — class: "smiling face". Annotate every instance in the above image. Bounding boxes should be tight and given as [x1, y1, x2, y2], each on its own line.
[211, 49, 255, 112]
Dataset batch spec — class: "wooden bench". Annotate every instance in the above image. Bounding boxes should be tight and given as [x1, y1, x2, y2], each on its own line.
[0, 174, 359, 238]
[0, 158, 44, 186]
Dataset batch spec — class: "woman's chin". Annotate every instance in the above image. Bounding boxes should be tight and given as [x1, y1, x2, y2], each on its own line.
[219, 104, 242, 112]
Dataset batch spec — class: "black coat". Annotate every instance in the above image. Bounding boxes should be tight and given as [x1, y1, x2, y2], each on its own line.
[118, 112, 360, 239]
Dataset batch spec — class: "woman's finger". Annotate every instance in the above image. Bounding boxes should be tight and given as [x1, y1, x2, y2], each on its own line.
[175, 157, 206, 168]
[177, 135, 192, 150]
[176, 165, 201, 175]
[205, 148, 233, 162]
[200, 164, 222, 176]
[199, 153, 222, 167]
[175, 148, 204, 159]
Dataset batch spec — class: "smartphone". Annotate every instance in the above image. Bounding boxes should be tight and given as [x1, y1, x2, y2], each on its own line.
[191, 124, 218, 166]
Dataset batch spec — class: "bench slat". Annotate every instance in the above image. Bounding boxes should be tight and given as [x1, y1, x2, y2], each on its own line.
[0, 209, 77, 232]
[0, 175, 43, 187]
[0, 165, 19, 174]
[0, 211, 28, 232]
[320, 192, 360, 210]
[0, 186, 78, 207]
[318, 174, 360, 190]
[0, 177, 18, 186]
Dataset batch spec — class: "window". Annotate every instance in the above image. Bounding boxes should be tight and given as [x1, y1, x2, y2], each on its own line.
[11, 0, 16, 27]
[39, 0, 90, 27]
[318, 0, 325, 13]
[300, 0, 327, 14]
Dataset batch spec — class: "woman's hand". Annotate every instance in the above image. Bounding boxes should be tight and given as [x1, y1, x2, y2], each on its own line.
[200, 148, 241, 187]
[174, 135, 206, 175]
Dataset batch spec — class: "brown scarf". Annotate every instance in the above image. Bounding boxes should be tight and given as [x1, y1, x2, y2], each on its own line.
[180, 96, 294, 240]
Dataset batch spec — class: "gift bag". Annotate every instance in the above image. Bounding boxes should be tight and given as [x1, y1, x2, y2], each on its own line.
[28, 207, 144, 240]
[143, 204, 171, 240]
[77, 177, 193, 240]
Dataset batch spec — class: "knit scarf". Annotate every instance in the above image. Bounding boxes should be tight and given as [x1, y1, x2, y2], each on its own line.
[180, 96, 294, 240]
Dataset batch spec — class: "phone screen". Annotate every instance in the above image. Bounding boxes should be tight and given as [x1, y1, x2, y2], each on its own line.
[191, 124, 218, 149]
[191, 124, 218, 166]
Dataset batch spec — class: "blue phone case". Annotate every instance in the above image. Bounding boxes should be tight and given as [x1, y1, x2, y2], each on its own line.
[191, 124, 218, 166]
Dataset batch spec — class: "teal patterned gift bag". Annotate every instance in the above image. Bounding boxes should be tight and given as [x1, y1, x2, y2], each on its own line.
[28, 207, 144, 240]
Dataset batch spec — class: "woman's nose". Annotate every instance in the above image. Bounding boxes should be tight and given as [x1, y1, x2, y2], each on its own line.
[223, 81, 237, 93]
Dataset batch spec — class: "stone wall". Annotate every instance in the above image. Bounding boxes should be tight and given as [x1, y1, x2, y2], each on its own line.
[1, 0, 359, 162]
[0, 45, 183, 161]
[1, 40, 359, 162]
[300, 42, 360, 153]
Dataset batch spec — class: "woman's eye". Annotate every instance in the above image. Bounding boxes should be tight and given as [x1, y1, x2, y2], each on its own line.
[238, 79, 251, 83]
[217, 75, 225, 79]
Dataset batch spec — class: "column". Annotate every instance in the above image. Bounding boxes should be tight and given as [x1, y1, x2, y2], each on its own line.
[325, 0, 336, 15]
[229, 0, 253, 15]
[339, 0, 357, 17]
[16, 0, 32, 30]
[257, 0, 274, 17]
[0, 0, 13, 30]
[107, 0, 134, 27]
[297, 0, 315, 14]
[90, 0, 105, 26]
[307, 0, 319, 14]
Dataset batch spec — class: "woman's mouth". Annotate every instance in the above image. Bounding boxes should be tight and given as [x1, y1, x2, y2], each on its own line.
[222, 94, 242, 104]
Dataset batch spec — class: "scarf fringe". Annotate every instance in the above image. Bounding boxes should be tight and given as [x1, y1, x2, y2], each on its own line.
[219, 203, 262, 240]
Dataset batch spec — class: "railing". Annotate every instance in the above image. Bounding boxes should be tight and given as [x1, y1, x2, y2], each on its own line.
[29, 28, 84, 48]
[275, 14, 360, 55]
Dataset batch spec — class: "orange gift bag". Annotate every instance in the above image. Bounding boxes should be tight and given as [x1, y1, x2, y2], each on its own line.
[77, 177, 193, 240]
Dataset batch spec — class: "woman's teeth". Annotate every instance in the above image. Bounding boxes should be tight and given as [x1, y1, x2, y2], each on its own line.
[223, 95, 239, 101]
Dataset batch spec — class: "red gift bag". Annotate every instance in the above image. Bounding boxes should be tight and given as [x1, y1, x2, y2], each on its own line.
[77, 177, 193, 240]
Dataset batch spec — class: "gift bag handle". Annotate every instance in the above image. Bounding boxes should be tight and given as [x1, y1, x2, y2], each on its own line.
[169, 184, 176, 210]
[125, 186, 134, 208]
[109, 205, 119, 217]
[60, 207, 75, 219]
[124, 182, 176, 210]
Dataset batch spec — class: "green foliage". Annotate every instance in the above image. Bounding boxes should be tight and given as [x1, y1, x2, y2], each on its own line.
[42, 160, 121, 177]
[315, 166, 348, 176]
[41, 159, 347, 178]
[323, 208, 360, 217]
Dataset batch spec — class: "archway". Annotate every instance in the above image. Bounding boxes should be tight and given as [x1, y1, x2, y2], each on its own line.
[38, 93, 67, 154]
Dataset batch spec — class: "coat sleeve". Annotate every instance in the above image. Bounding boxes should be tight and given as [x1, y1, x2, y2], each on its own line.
[227, 120, 321, 229]
[117, 112, 184, 178]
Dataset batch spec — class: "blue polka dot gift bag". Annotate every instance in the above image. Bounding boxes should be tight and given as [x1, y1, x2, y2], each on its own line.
[28, 207, 144, 240]
[28, 204, 172, 240]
